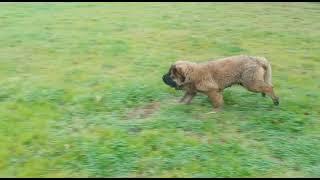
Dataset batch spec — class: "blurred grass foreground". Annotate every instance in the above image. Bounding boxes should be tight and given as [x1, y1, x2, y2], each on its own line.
[0, 2, 319, 177]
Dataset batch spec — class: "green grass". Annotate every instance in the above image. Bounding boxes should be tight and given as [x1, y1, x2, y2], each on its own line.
[0, 2, 320, 178]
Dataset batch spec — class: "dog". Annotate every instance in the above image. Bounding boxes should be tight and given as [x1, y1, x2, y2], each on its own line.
[162, 55, 279, 112]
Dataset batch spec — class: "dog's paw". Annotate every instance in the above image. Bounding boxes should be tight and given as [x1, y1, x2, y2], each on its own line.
[273, 97, 280, 106]
[178, 99, 185, 104]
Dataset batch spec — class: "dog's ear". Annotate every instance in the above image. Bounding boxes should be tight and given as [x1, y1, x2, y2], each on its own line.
[173, 63, 189, 83]
[171, 64, 177, 74]
[170, 64, 180, 75]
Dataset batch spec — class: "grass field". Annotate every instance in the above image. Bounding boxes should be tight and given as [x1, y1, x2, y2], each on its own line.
[0, 2, 319, 177]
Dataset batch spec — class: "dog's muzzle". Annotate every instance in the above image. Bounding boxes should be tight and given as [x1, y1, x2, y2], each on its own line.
[162, 73, 176, 87]
[162, 73, 182, 90]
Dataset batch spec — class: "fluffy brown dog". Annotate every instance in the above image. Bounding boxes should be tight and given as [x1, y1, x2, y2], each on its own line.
[162, 55, 279, 112]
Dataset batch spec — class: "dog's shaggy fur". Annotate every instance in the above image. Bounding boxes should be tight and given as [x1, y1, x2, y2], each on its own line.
[162, 55, 279, 111]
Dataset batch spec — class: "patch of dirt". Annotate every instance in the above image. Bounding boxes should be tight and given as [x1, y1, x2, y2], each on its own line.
[125, 101, 161, 120]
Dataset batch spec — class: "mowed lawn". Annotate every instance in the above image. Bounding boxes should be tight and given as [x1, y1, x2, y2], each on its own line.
[0, 2, 319, 177]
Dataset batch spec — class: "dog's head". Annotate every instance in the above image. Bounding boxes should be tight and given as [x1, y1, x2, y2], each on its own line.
[162, 61, 194, 90]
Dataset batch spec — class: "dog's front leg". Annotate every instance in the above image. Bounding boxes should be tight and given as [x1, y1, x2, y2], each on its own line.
[179, 92, 189, 103]
[179, 91, 197, 104]
[184, 92, 197, 104]
[206, 90, 224, 112]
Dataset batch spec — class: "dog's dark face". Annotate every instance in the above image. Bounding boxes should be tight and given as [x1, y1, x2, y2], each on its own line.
[162, 63, 187, 90]
[162, 73, 177, 88]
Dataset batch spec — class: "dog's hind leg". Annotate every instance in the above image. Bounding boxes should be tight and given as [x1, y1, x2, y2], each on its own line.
[245, 80, 279, 105]
[242, 66, 279, 105]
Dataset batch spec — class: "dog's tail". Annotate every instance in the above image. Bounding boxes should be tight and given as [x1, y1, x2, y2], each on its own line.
[257, 57, 272, 86]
